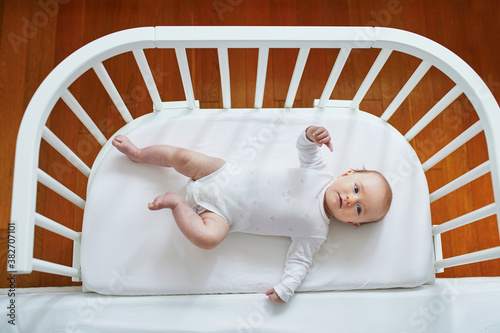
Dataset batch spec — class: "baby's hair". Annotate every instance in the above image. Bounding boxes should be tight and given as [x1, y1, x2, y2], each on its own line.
[352, 168, 393, 221]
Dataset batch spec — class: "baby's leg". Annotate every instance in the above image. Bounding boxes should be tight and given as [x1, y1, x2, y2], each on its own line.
[149, 191, 229, 250]
[112, 135, 225, 180]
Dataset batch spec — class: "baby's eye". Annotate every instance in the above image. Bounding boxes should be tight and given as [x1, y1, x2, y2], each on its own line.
[354, 184, 359, 193]
[357, 204, 362, 214]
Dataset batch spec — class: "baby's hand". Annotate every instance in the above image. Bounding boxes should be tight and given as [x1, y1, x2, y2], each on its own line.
[266, 288, 285, 303]
[305, 126, 333, 152]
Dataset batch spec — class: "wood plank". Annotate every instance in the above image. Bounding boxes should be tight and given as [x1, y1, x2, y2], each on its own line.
[20, 0, 69, 287]
[48, 0, 86, 287]
[0, 0, 30, 239]
[461, 0, 500, 278]
[296, 0, 326, 108]
[2, 0, 500, 289]
[2, 2, 56, 287]
[136, 0, 192, 105]
[221, 2, 247, 108]
[245, 0, 272, 108]
[270, 0, 299, 107]
[320, 1, 351, 102]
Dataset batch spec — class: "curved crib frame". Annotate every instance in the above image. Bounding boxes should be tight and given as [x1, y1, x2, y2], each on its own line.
[9, 26, 500, 281]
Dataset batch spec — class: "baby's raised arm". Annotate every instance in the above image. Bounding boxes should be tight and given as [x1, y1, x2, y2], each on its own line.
[305, 126, 333, 152]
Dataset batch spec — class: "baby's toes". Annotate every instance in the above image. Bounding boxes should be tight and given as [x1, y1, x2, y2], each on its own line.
[112, 135, 126, 147]
[148, 199, 160, 210]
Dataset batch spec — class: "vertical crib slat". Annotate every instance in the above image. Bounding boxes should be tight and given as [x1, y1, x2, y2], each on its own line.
[405, 85, 463, 141]
[284, 48, 310, 108]
[317, 48, 351, 109]
[175, 48, 196, 110]
[42, 127, 91, 177]
[430, 161, 490, 202]
[254, 47, 269, 109]
[37, 169, 85, 209]
[350, 48, 392, 109]
[61, 89, 107, 146]
[93, 62, 134, 123]
[422, 121, 483, 171]
[434, 245, 500, 271]
[132, 49, 164, 111]
[32, 258, 80, 278]
[218, 47, 231, 109]
[432, 203, 496, 235]
[381, 61, 432, 122]
[72, 238, 82, 282]
[35, 213, 81, 242]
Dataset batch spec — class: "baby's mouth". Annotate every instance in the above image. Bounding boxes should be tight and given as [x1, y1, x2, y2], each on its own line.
[338, 193, 343, 209]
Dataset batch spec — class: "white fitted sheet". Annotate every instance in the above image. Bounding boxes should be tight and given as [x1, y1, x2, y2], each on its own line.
[81, 109, 434, 296]
[2, 278, 500, 332]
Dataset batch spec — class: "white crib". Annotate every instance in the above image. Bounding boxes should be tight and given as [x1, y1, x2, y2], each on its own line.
[5, 26, 500, 332]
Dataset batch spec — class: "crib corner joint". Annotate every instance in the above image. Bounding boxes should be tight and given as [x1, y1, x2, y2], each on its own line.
[158, 100, 200, 112]
[72, 232, 82, 282]
[432, 229, 444, 273]
[313, 99, 356, 111]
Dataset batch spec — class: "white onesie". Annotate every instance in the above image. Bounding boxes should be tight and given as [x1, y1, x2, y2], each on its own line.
[186, 131, 334, 302]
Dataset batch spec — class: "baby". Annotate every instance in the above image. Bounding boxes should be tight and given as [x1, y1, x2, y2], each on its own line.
[112, 126, 392, 303]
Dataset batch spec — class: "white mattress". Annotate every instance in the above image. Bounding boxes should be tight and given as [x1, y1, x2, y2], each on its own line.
[81, 108, 434, 296]
[2, 278, 500, 332]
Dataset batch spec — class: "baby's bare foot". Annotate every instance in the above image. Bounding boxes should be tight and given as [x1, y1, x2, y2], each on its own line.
[112, 135, 141, 162]
[148, 191, 182, 210]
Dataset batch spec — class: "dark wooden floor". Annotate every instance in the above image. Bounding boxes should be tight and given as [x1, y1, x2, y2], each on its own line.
[1, 0, 500, 288]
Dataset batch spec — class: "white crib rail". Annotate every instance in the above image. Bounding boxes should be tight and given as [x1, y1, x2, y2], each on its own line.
[93, 62, 134, 123]
[317, 47, 351, 109]
[404, 85, 464, 141]
[10, 27, 156, 276]
[132, 49, 164, 111]
[10, 27, 500, 279]
[218, 47, 232, 109]
[430, 161, 490, 203]
[372, 28, 500, 271]
[254, 47, 270, 109]
[380, 60, 432, 121]
[42, 127, 91, 177]
[285, 48, 310, 108]
[175, 48, 197, 110]
[350, 48, 392, 110]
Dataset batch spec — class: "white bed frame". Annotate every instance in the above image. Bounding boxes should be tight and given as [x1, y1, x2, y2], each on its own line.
[7, 27, 500, 329]
[10, 26, 500, 279]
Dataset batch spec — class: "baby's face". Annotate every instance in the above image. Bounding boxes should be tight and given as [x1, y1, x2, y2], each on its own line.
[325, 171, 389, 227]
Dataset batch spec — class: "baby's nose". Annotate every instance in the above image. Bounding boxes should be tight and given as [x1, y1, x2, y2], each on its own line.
[345, 194, 357, 206]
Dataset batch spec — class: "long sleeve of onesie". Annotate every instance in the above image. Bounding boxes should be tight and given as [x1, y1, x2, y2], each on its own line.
[272, 130, 330, 302]
[273, 237, 325, 302]
[296, 130, 328, 170]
